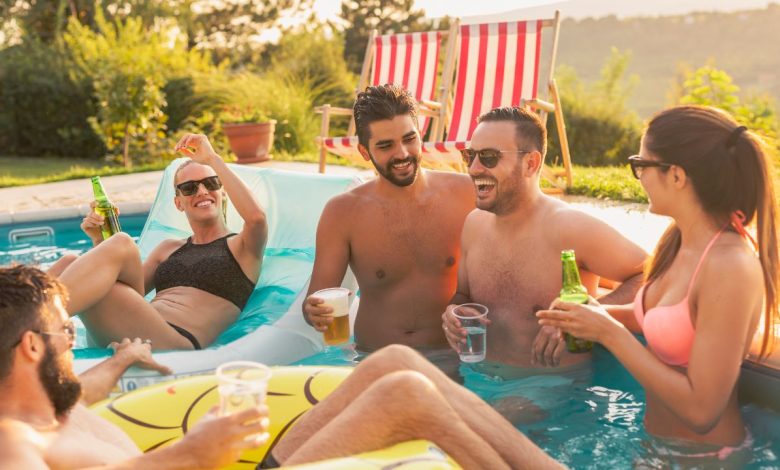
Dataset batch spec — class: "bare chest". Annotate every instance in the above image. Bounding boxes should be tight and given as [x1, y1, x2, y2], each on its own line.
[349, 202, 464, 286]
[45, 427, 138, 469]
[467, 232, 563, 323]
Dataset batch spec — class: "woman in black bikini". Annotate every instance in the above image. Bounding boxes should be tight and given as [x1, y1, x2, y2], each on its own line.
[57, 134, 268, 350]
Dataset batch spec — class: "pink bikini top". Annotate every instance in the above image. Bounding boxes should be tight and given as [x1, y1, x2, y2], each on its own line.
[633, 229, 726, 367]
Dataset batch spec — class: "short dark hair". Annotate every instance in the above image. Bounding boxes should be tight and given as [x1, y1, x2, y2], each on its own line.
[477, 106, 547, 157]
[354, 84, 419, 148]
[0, 266, 67, 380]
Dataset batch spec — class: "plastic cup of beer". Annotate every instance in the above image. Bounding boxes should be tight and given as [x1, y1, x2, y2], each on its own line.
[453, 303, 489, 363]
[216, 361, 272, 417]
[313, 287, 350, 345]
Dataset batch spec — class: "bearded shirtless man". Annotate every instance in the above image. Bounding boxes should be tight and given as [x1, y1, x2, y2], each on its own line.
[441, 107, 647, 417]
[303, 85, 475, 361]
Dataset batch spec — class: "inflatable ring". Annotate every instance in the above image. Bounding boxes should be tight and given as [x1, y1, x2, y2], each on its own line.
[91, 366, 460, 469]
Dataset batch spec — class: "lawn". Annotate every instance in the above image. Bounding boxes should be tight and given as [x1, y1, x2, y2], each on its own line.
[0, 152, 354, 188]
[0, 156, 167, 188]
[567, 165, 647, 203]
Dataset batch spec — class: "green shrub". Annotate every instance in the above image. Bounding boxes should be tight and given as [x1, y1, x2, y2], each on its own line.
[63, 11, 215, 166]
[0, 41, 104, 158]
[263, 26, 356, 108]
[547, 49, 643, 166]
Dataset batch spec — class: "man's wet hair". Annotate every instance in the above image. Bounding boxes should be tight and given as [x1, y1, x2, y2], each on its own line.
[477, 106, 547, 157]
[354, 84, 419, 148]
[0, 265, 67, 380]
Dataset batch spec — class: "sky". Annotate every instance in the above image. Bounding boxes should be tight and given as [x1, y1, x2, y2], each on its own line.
[312, 0, 775, 21]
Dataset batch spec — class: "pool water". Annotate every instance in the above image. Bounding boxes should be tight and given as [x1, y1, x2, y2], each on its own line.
[3, 203, 779, 468]
[0, 214, 148, 267]
[295, 344, 780, 469]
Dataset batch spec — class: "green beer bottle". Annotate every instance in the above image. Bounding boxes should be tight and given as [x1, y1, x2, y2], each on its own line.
[91, 176, 121, 240]
[559, 250, 593, 353]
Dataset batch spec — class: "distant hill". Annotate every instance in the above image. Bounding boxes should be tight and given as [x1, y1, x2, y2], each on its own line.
[542, 4, 780, 117]
[559, 0, 774, 19]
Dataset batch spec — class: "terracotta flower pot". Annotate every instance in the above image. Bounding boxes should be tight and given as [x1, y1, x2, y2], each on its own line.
[222, 120, 276, 164]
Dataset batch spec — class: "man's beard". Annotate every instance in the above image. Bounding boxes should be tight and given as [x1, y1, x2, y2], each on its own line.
[39, 342, 82, 416]
[480, 164, 524, 215]
[369, 153, 420, 187]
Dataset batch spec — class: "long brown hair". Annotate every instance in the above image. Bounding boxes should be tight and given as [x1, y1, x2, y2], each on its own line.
[643, 105, 779, 359]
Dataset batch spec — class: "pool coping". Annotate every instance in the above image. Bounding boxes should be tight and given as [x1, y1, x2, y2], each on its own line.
[0, 201, 151, 226]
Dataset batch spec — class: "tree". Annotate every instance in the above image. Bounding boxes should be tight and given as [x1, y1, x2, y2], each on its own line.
[340, 0, 429, 73]
[679, 64, 740, 113]
[265, 24, 356, 107]
[3, 0, 312, 66]
[678, 64, 778, 148]
[63, 8, 213, 167]
[548, 49, 642, 166]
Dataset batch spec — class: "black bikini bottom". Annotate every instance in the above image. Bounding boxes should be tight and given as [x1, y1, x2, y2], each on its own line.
[167, 322, 202, 350]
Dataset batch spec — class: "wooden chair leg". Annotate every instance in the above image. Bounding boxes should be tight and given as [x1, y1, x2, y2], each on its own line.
[318, 105, 331, 174]
[550, 79, 573, 188]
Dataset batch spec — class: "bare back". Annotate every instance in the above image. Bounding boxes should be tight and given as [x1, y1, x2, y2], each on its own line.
[314, 171, 474, 351]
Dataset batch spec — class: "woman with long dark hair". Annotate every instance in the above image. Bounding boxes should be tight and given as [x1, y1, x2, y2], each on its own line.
[537, 105, 778, 462]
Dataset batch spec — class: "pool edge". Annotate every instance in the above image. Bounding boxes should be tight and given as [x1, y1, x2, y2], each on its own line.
[0, 202, 151, 226]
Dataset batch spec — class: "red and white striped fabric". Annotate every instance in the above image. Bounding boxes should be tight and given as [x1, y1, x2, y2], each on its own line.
[322, 31, 442, 162]
[371, 32, 442, 106]
[320, 136, 366, 166]
[425, 20, 543, 168]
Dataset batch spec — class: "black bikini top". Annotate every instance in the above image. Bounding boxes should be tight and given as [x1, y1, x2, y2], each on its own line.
[154, 234, 255, 309]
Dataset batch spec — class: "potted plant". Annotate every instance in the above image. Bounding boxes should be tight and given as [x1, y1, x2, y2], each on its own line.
[220, 105, 276, 164]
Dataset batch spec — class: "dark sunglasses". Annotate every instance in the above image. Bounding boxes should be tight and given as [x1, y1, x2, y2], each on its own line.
[628, 155, 674, 179]
[176, 176, 222, 196]
[460, 148, 532, 169]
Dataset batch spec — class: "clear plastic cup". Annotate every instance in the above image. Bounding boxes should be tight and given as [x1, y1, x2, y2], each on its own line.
[453, 303, 489, 362]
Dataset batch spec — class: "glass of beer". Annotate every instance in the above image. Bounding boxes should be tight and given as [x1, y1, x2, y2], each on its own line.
[216, 361, 272, 419]
[453, 303, 489, 362]
[313, 287, 350, 345]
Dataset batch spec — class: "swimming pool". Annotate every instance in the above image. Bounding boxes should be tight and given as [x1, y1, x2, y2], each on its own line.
[295, 343, 779, 469]
[2, 202, 779, 468]
[0, 213, 148, 267]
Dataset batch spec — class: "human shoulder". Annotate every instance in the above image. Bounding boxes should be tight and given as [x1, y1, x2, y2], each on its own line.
[318, 188, 365, 230]
[0, 419, 48, 468]
[149, 238, 186, 261]
[462, 209, 491, 245]
[700, 234, 763, 291]
[326, 185, 366, 211]
[426, 169, 472, 186]
[551, 199, 632, 239]
[426, 170, 473, 195]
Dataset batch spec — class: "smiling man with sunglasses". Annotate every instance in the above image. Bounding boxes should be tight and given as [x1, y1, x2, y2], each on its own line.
[441, 107, 647, 419]
[55, 134, 268, 351]
[302, 85, 474, 371]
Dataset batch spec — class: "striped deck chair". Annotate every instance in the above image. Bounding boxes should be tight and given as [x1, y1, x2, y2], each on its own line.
[425, 11, 573, 189]
[315, 23, 459, 173]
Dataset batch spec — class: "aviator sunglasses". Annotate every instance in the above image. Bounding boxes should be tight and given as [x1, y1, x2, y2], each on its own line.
[176, 176, 223, 196]
[627, 155, 674, 179]
[13, 320, 77, 348]
[460, 148, 533, 169]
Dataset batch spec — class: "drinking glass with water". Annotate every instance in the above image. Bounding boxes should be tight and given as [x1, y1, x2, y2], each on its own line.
[453, 303, 489, 362]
